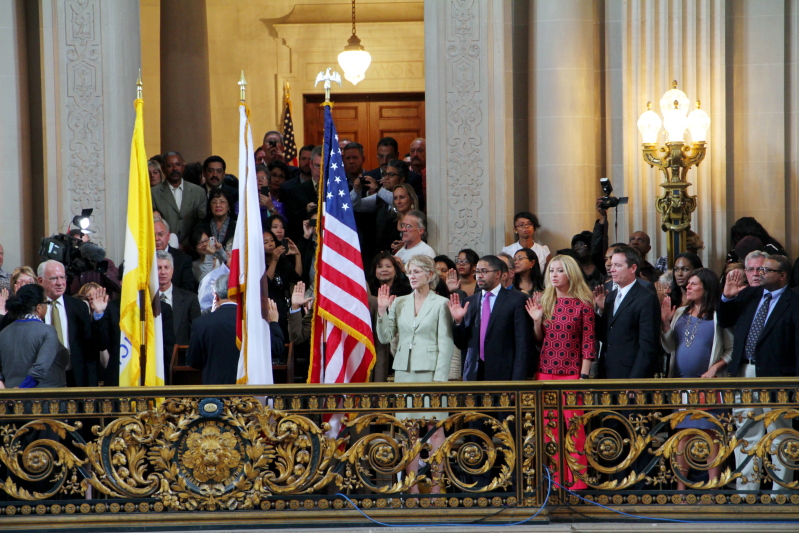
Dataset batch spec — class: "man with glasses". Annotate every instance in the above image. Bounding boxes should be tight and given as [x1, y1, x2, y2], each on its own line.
[720, 254, 799, 491]
[743, 250, 768, 287]
[37, 260, 103, 387]
[394, 211, 435, 264]
[448, 255, 531, 381]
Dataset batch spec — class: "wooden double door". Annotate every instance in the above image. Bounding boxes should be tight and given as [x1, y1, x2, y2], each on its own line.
[303, 93, 425, 172]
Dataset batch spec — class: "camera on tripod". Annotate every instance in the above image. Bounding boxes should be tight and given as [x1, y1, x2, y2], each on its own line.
[598, 178, 628, 210]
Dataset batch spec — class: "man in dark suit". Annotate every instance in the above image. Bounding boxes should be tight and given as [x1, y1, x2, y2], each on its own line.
[38, 260, 101, 387]
[156, 251, 200, 346]
[151, 151, 207, 246]
[201, 155, 238, 207]
[281, 146, 321, 241]
[187, 274, 285, 385]
[154, 218, 196, 292]
[719, 254, 799, 490]
[593, 245, 660, 379]
[448, 255, 532, 381]
[282, 144, 314, 193]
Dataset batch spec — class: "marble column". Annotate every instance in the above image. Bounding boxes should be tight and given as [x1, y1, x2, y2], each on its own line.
[790, 0, 799, 257]
[528, 0, 604, 254]
[620, 0, 727, 272]
[0, 0, 33, 268]
[425, 0, 516, 257]
[160, 0, 211, 163]
[38, 0, 141, 264]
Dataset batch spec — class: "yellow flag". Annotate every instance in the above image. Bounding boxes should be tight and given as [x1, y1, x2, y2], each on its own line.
[119, 98, 165, 387]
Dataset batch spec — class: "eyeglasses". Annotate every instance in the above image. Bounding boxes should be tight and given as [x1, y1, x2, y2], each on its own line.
[474, 269, 499, 276]
[455, 259, 471, 265]
[384, 172, 400, 178]
[198, 239, 210, 247]
[756, 267, 782, 274]
[399, 223, 418, 230]
[46, 276, 66, 282]
[514, 223, 533, 229]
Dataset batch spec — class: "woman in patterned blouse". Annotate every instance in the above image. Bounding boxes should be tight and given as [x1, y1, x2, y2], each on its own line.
[526, 254, 596, 490]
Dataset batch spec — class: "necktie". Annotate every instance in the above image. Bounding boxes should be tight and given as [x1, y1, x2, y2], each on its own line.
[160, 292, 168, 303]
[479, 292, 493, 361]
[50, 300, 64, 345]
[744, 292, 772, 362]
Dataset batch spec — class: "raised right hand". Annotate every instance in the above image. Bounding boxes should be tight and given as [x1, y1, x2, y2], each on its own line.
[446, 268, 460, 293]
[377, 284, 396, 316]
[291, 281, 314, 310]
[525, 293, 544, 323]
[447, 293, 469, 324]
[593, 285, 606, 311]
[723, 268, 747, 299]
[661, 295, 676, 326]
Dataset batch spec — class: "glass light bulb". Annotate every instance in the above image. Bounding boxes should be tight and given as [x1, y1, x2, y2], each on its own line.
[637, 107, 662, 144]
[687, 103, 710, 142]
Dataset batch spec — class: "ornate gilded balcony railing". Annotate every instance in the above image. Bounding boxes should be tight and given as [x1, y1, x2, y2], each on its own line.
[0, 378, 798, 528]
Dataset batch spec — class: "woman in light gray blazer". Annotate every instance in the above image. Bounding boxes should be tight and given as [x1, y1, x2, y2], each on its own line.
[377, 254, 454, 493]
[0, 284, 68, 389]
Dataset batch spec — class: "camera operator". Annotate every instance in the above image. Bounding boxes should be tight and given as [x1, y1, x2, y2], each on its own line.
[592, 188, 658, 283]
[64, 230, 121, 299]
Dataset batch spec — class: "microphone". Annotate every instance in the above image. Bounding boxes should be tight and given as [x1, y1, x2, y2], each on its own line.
[79, 242, 107, 263]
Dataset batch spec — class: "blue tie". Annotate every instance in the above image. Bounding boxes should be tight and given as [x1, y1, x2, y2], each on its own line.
[744, 292, 772, 362]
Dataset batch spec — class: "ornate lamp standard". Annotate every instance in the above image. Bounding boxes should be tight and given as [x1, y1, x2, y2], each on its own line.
[637, 81, 711, 267]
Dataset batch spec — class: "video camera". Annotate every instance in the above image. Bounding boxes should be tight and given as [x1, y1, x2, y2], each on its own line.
[598, 178, 628, 210]
[39, 234, 109, 277]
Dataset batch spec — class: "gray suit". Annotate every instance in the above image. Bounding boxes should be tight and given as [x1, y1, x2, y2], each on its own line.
[151, 180, 207, 244]
[0, 320, 69, 388]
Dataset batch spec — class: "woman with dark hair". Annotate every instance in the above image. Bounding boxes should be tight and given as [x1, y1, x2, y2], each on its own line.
[661, 268, 732, 491]
[266, 214, 302, 278]
[263, 227, 301, 339]
[256, 164, 285, 221]
[434, 255, 456, 281]
[669, 252, 704, 308]
[190, 224, 227, 283]
[367, 252, 412, 382]
[0, 284, 69, 388]
[207, 188, 237, 248]
[728, 216, 786, 261]
[266, 161, 290, 219]
[513, 248, 545, 295]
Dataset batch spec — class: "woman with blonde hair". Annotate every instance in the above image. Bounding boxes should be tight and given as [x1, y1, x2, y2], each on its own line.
[526, 254, 596, 490]
[376, 254, 454, 493]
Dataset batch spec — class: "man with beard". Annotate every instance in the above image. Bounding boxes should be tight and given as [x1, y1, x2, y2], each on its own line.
[281, 144, 314, 195]
[151, 151, 207, 246]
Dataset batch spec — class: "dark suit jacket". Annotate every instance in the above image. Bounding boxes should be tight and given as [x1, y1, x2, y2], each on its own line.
[95, 299, 121, 386]
[170, 286, 201, 345]
[186, 303, 240, 385]
[454, 287, 532, 381]
[281, 179, 317, 240]
[63, 295, 99, 387]
[151, 180, 207, 245]
[598, 281, 660, 379]
[718, 286, 799, 378]
[168, 246, 197, 293]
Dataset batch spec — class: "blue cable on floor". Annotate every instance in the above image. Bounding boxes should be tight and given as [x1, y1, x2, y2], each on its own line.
[334, 469, 551, 528]
[545, 468, 799, 524]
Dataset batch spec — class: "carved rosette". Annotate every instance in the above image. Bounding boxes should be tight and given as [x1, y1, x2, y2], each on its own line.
[64, 0, 105, 246]
[446, 0, 484, 253]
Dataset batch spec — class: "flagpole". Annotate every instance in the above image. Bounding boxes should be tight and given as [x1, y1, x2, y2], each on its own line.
[136, 69, 147, 386]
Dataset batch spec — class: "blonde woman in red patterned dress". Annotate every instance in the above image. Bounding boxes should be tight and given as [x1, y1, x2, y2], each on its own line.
[526, 254, 596, 490]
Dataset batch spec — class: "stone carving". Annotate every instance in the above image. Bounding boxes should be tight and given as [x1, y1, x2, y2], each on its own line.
[446, 0, 484, 254]
[64, 0, 105, 246]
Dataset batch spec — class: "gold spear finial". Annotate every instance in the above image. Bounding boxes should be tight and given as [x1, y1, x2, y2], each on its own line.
[239, 70, 247, 103]
[647, 101, 652, 110]
[136, 68, 143, 99]
[672, 79, 678, 89]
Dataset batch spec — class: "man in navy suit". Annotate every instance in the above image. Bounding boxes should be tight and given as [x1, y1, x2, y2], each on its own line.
[720, 254, 799, 490]
[448, 255, 532, 381]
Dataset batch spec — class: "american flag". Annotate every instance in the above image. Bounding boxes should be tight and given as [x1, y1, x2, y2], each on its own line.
[309, 105, 376, 413]
[282, 95, 297, 165]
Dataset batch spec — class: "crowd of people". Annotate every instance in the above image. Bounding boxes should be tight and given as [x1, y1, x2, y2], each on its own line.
[0, 130, 797, 491]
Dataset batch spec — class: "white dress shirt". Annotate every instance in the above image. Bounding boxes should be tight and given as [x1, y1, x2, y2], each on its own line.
[170, 181, 184, 210]
[613, 279, 637, 315]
